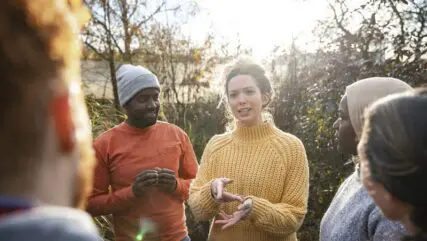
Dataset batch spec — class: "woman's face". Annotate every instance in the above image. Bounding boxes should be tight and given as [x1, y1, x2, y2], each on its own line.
[227, 75, 267, 127]
[359, 149, 410, 222]
[333, 94, 358, 155]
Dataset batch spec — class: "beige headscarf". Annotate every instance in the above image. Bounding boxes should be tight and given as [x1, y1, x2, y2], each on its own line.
[346, 77, 412, 139]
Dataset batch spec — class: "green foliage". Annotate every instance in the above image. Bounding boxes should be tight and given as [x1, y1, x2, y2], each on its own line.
[86, 95, 126, 137]
[162, 92, 227, 158]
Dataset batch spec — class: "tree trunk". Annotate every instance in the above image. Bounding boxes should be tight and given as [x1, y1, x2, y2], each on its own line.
[120, 0, 132, 63]
[108, 56, 120, 109]
[105, 0, 120, 109]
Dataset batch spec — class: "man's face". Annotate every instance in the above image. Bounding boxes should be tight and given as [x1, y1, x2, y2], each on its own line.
[333, 95, 358, 155]
[124, 88, 160, 128]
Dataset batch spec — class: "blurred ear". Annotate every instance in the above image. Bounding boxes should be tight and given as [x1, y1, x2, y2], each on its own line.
[51, 94, 75, 153]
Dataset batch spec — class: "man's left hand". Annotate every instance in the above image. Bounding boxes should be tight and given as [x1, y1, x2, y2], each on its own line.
[157, 168, 177, 193]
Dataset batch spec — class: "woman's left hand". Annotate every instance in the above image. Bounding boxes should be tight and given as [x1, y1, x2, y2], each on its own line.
[214, 198, 253, 230]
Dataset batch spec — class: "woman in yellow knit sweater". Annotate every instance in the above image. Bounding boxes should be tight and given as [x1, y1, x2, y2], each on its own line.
[187, 57, 309, 241]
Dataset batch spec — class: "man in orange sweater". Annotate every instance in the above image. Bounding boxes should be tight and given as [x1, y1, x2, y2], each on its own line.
[87, 64, 198, 241]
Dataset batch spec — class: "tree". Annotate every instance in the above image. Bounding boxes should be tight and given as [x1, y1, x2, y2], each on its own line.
[82, 0, 193, 108]
[316, 0, 426, 84]
[266, 0, 426, 239]
[135, 23, 217, 105]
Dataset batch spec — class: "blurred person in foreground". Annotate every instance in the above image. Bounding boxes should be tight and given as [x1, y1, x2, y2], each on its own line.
[86, 64, 198, 241]
[320, 77, 411, 241]
[359, 88, 427, 241]
[0, 0, 99, 241]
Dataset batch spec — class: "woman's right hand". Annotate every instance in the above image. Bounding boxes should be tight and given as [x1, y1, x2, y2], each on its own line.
[211, 178, 243, 203]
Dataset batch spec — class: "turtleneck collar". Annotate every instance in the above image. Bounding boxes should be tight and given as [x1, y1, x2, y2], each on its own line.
[232, 121, 277, 143]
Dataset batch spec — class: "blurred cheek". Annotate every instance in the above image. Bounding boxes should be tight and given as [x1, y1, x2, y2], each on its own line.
[360, 161, 398, 220]
[246, 94, 262, 114]
[369, 183, 400, 220]
[362, 176, 377, 200]
[362, 174, 387, 214]
[69, 87, 95, 208]
[73, 131, 95, 209]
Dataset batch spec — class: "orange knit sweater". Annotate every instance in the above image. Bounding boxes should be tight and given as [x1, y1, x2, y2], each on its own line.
[87, 122, 198, 241]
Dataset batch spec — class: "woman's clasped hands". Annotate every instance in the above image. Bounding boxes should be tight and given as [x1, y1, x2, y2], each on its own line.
[210, 177, 253, 230]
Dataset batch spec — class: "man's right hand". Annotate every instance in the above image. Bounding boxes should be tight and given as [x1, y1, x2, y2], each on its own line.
[211, 178, 243, 204]
[132, 169, 159, 197]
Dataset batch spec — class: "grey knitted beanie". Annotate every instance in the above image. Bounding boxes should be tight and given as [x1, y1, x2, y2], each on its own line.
[116, 64, 160, 107]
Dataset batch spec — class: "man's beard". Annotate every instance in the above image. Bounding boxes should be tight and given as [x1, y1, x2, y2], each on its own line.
[142, 116, 157, 126]
[132, 111, 159, 128]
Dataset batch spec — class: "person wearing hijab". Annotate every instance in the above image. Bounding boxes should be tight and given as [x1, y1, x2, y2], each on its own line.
[320, 77, 412, 241]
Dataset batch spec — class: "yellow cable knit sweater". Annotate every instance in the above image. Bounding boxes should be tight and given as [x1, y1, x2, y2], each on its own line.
[188, 122, 309, 241]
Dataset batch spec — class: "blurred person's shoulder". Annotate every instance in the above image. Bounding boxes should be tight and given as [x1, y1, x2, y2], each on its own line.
[0, 206, 101, 241]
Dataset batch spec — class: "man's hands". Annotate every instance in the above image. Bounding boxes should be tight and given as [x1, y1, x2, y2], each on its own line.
[132, 168, 177, 197]
[157, 168, 177, 193]
[132, 169, 159, 197]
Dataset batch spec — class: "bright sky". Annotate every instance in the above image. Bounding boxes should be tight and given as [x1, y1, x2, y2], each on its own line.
[180, 0, 331, 59]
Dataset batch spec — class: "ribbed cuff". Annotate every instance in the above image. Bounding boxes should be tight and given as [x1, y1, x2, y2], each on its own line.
[198, 180, 220, 214]
[247, 196, 267, 223]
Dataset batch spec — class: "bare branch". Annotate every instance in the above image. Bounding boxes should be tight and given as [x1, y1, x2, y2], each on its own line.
[104, 0, 121, 19]
[135, 1, 180, 29]
[128, 0, 140, 19]
[414, 6, 427, 60]
[388, 0, 405, 40]
[329, 2, 354, 38]
[90, 16, 125, 55]
[84, 41, 109, 61]
[419, 48, 427, 57]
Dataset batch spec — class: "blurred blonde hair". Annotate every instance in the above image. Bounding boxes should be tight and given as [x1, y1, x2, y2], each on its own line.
[0, 0, 93, 209]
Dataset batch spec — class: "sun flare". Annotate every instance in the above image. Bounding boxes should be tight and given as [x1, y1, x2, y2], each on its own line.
[182, 0, 330, 58]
